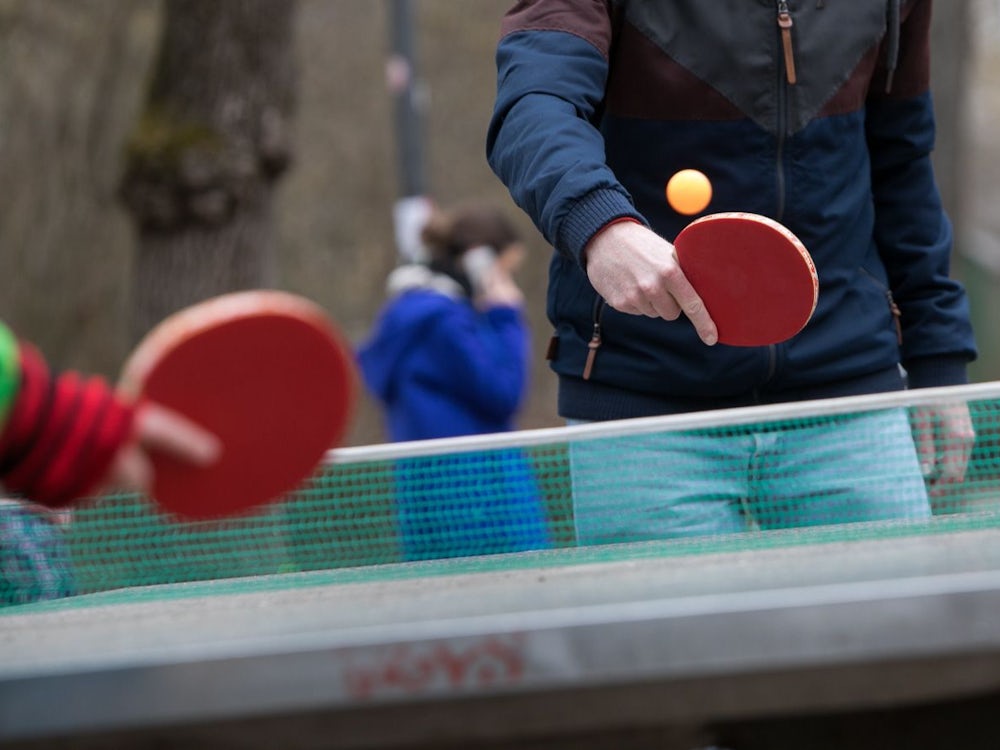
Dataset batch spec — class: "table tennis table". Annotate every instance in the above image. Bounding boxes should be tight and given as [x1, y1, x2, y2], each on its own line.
[5, 382, 1000, 748]
[4, 521, 1000, 749]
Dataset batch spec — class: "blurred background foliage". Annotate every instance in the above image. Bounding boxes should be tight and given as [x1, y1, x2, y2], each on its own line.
[0, 0, 996, 448]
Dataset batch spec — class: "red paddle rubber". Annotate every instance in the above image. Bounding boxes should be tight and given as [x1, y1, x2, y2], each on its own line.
[674, 213, 818, 346]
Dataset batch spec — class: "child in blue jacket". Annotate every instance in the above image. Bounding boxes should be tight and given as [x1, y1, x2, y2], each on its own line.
[358, 202, 551, 559]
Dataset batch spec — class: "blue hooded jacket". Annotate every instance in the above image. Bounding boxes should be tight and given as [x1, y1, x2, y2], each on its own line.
[358, 265, 530, 441]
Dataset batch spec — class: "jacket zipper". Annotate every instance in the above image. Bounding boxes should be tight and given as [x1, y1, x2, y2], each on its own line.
[777, 1, 798, 86]
[767, 1, 796, 385]
[774, 2, 792, 222]
[583, 298, 605, 380]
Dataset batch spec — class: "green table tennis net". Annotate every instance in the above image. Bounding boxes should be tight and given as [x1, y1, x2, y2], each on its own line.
[4, 382, 1000, 611]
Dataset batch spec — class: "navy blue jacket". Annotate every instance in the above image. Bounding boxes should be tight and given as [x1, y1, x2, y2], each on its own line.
[487, 0, 977, 420]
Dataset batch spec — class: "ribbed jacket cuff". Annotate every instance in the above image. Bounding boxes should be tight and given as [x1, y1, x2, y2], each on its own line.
[557, 188, 646, 267]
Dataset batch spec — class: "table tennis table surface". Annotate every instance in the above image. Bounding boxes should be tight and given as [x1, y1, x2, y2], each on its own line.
[4, 520, 1000, 748]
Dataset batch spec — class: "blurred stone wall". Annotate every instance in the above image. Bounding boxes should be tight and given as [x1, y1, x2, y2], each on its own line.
[0, 0, 159, 373]
[0, 0, 553, 447]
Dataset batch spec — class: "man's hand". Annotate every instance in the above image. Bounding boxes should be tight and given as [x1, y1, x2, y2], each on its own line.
[102, 402, 222, 495]
[584, 221, 718, 346]
[911, 402, 976, 499]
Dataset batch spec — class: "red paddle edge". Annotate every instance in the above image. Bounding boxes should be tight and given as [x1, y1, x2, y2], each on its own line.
[674, 212, 819, 345]
[120, 291, 354, 400]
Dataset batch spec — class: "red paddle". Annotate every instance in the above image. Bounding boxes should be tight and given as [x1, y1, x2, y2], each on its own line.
[118, 290, 356, 520]
[674, 212, 818, 346]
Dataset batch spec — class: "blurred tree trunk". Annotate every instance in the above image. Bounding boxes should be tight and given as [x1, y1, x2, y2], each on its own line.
[120, 0, 299, 341]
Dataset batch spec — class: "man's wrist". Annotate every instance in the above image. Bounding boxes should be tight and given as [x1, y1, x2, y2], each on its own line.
[582, 217, 645, 269]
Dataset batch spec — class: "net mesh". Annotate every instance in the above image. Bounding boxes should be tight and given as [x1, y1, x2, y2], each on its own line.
[4, 382, 1000, 611]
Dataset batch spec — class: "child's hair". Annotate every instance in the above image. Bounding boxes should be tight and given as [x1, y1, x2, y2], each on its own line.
[421, 202, 521, 262]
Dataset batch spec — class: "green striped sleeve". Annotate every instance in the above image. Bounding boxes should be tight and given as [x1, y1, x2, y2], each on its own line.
[0, 322, 21, 432]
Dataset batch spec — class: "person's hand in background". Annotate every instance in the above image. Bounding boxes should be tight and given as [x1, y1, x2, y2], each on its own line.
[474, 241, 527, 309]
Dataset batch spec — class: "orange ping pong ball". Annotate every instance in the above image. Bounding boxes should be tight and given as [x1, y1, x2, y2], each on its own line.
[666, 169, 713, 215]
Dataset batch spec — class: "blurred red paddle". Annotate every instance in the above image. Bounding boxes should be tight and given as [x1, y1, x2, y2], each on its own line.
[118, 290, 355, 519]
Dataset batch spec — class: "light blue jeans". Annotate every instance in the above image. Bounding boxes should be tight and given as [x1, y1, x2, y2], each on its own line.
[568, 408, 930, 545]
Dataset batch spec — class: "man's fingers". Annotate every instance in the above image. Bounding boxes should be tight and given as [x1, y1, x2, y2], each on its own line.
[609, 289, 717, 345]
[644, 289, 682, 320]
[614, 295, 677, 319]
[935, 422, 975, 485]
[135, 402, 223, 466]
[928, 452, 969, 498]
[915, 403, 976, 500]
[608, 272, 718, 344]
[656, 272, 717, 346]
